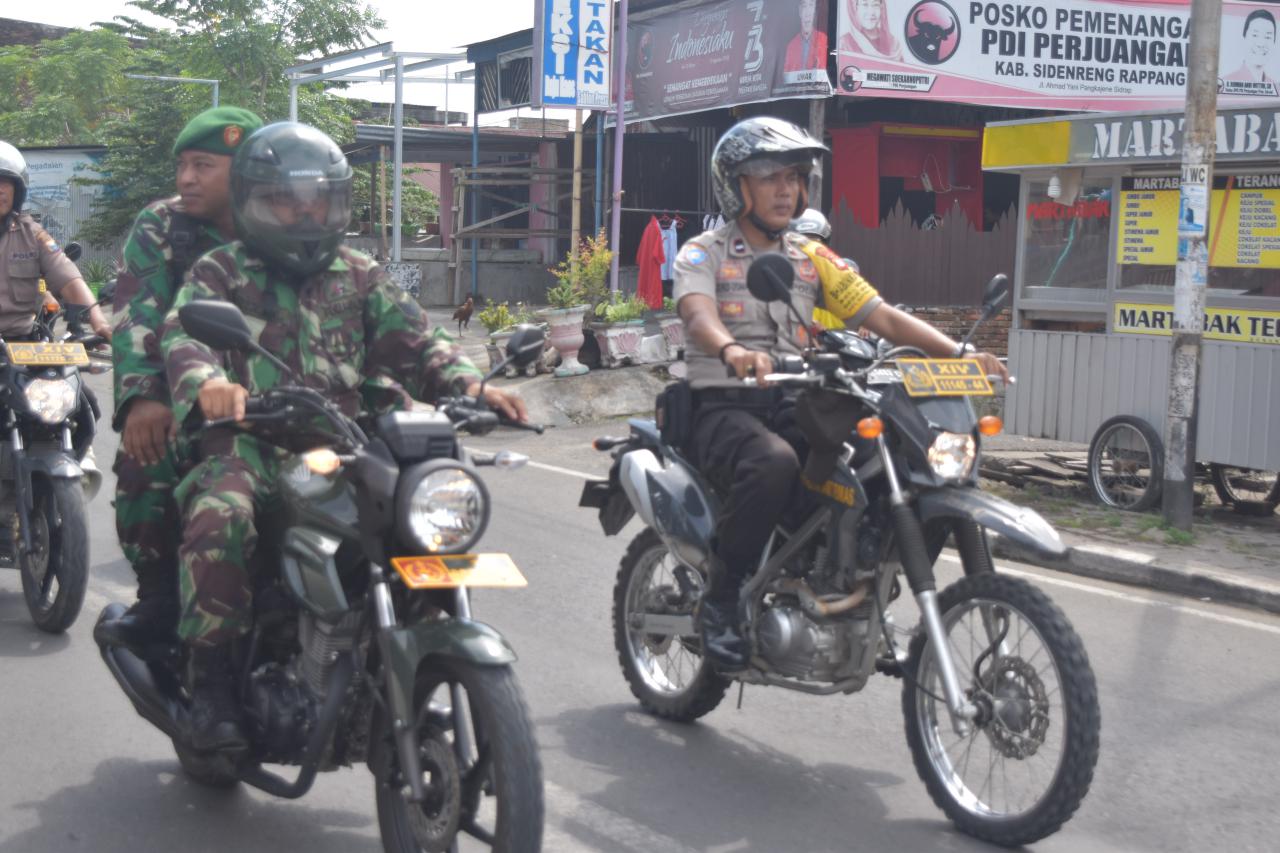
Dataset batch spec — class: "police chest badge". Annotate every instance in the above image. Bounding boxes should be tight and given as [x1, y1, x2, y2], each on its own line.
[719, 300, 745, 317]
[797, 259, 818, 283]
[731, 237, 747, 255]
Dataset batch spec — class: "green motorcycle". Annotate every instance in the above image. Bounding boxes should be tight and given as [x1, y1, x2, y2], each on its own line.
[95, 300, 545, 853]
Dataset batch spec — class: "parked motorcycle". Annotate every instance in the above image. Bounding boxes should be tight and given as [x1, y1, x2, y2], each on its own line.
[581, 257, 1100, 848]
[96, 301, 545, 853]
[0, 241, 106, 632]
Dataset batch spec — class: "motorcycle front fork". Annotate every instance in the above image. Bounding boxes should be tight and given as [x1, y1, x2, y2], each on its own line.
[877, 436, 979, 737]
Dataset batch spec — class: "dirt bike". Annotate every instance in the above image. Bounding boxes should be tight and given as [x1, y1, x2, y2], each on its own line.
[581, 258, 1100, 847]
[95, 300, 545, 852]
[0, 241, 107, 632]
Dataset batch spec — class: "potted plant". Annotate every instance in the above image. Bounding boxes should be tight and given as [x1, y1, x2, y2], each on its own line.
[590, 291, 649, 368]
[655, 296, 684, 360]
[542, 229, 612, 377]
[477, 301, 540, 377]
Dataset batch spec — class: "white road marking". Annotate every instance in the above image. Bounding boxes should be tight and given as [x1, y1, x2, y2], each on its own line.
[520, 459, 1280, 636]
[529, 460, 605, 480]
[938, 554, 1280, 636]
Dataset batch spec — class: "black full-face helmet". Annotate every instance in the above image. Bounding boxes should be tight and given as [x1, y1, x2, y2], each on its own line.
[710, 117, 828, 224]
[231, 121, 353, 277]
[0, 140, 30, 215]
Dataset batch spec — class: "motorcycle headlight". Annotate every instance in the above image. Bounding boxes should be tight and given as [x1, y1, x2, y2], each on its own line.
[24, 377, 78, 424]
[928, 432, 976, 481]
[397, 461, 490, 553]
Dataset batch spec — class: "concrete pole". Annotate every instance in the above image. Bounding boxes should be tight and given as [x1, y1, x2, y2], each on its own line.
[392, 55, 404, 263]
[807, 98, 825, 210]
[1162, 0, 1222, 530]
[471, 83, 480, 297]
[608, 0, 629, 293]
[571, 109, 584, 282]
[212, 81, 219, 108]
[595, 117, 604, 234]
[289, 82, 298, 121]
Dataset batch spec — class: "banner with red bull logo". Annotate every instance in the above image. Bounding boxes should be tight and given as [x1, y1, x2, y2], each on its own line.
[836, 0, 1280, 110]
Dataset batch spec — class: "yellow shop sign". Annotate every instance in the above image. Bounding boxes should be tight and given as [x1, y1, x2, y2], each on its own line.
[1114, 303, 1280, 345]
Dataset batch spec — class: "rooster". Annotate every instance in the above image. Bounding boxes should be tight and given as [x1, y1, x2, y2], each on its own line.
[451, 296, 474, 336]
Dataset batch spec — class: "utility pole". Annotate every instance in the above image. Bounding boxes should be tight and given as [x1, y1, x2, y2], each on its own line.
[571, 109, 584, 282]
[1162, 0, 1222, 530]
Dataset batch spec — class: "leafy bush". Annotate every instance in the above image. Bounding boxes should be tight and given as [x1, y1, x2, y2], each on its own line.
[477, 301, 536, 334]
[548, 228, 613, 310]
[594, 292, 648, 323]
[78, 258, 116, 284]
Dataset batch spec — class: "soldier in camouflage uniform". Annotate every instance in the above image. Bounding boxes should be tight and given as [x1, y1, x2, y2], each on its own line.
[161, 122, 527, 751]
[98, 107, 263, 650]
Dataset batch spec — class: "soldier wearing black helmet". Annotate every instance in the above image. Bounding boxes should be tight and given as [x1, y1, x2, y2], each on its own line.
[674, 116, 1006, 670]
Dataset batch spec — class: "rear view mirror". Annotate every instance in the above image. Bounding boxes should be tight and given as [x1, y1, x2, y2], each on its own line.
[179, 300, 254, 351]
[64, 242, 83, 262]
[505, 324, 545, 368]
[746, 254, 795, 304]
[982, 274, 1009, 316]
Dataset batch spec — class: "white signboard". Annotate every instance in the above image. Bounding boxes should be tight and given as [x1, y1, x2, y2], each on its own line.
[836, 0, 1280, 110]
[532, 0, 614, 109]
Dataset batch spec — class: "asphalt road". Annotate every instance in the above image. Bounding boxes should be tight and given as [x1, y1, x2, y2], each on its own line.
[2, 382, 1278, 852]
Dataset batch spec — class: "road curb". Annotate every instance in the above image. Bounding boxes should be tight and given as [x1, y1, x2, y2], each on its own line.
[989, 532, 1280, 616]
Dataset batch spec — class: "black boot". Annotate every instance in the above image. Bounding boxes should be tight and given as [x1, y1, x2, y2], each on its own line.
[187, 645, 248, 753]
[93, 566, 177, 649]
[697, 592, 749, 671]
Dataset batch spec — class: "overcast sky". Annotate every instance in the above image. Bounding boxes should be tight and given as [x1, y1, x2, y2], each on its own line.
[21, 1, 565, 127]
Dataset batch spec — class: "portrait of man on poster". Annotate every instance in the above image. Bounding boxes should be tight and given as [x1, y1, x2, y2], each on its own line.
[785, 0, 830, 71]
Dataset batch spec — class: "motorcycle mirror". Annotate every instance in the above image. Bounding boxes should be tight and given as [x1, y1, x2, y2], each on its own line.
[179, 299, 254, 351]
[505, 323, 546, 368]
[982, 274, 1009, 316]
[97, 279, 116, 307]
[746, 254, 795, 304]
[64, 242, 83, 262]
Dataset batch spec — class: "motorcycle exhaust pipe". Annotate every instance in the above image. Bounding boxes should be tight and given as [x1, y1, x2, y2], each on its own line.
[80, 446, 103, 502]
[96, 606, 184, 740]
[777, 577, 871, 618]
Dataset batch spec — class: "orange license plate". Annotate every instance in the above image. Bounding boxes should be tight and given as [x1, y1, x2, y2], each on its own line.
[896, 358, 994, 397]
[391, 553, 527, 590]
[6, 342, 90, 366]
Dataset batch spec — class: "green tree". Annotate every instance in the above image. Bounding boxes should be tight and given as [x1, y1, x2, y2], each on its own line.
[71, 0, 384, 246]
[352, 165, 440, 238]
[0, 28, 134, 145]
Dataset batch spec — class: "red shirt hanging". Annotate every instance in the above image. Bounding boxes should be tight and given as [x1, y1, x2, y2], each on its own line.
[635, 215, 665, 309]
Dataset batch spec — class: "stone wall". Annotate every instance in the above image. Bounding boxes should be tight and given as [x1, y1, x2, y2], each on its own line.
[900, 306, 1012, 358]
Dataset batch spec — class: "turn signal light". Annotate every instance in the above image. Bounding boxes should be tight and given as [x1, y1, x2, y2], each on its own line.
[857, 417, 883, 439]
[43, 293, 60, 313]
[978, 416, 1003, 436]
[303, 448, 342, 475]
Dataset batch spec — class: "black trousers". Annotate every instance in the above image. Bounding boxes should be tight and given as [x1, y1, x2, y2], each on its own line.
[689, 402, 806, 596]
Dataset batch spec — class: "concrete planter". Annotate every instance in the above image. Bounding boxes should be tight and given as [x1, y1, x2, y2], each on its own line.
[486, 326, 548, 378]
[656, 314, 685, 361]
[590, 321, 646, 369]
[541, 306, 590, 377]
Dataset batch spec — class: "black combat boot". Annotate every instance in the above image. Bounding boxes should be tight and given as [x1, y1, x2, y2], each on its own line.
[93, 566, 177, 649]
[187, 645, 248, 753]
[697, 589, 749, 671]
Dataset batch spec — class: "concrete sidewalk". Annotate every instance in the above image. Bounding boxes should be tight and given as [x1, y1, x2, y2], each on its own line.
[465, 339, 1280, 615]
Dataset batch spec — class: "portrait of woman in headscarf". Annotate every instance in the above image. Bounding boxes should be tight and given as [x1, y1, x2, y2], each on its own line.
[842, 0, 903, 61]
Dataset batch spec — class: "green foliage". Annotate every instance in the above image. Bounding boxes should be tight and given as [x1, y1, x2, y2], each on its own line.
[594, 291, 648, 324]
[549, 228, 612, 310]
[351, 165, 440, 236]
[477, 301, 535, 334]
[78, 258, 118, 284]
[662, 296, 677, 313]
[6, 1, 384, 246]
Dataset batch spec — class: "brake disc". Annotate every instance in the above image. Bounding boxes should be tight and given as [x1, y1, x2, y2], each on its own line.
[980, 657, 1051, 759]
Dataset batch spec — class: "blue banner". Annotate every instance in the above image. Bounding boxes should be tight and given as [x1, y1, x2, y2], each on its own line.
[532, 0, 614, 109]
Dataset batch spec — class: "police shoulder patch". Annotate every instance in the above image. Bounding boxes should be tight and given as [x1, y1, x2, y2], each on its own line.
[682, 244, 708, 265]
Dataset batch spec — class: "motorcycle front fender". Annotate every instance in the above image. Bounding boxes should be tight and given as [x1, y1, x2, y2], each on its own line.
[917, 487, 1068, 561]
[24, 450, 83, 481]
[383, 618, 517, 721]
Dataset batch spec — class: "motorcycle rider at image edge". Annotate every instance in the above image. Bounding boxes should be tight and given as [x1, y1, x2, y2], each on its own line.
[96, 106, 265, 651]
[159, 121, 527, 751]
[675, 116, 1008, 670]
[0, 140, 112, 343]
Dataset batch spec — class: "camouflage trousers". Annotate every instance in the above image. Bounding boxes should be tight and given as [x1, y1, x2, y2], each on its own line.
[174, 440, 280, 647]
[113, 448, 184, 593]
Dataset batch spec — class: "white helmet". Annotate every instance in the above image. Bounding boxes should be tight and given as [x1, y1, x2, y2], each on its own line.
[0, 140, 29, 213]
[791, 207, 831, 241]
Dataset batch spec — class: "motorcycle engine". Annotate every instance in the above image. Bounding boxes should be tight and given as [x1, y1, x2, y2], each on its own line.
[299, 610, 363, 696]
[246, 663, 316, 762]
[756, 601, 868, 681]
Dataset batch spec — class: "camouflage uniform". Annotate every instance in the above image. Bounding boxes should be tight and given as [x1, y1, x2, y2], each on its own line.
[162, 242, 483, 646]
[111, 197, 225, 584]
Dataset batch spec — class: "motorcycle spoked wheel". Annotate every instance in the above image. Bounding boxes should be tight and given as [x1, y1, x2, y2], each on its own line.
[902, 572, 1100, 848]
[613, 527, 729, 722]
[376, 660, 543, 853]
[19, 478, 89, 634]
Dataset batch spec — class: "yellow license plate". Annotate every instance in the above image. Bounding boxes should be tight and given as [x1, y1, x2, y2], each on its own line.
[896, 358, 994, 397]
[6, 342, 90, 367]
[391, 553, 527, 590]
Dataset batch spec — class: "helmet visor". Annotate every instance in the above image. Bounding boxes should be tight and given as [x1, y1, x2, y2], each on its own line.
[736, 153, 815, 178]
[242, 175, 352, 233]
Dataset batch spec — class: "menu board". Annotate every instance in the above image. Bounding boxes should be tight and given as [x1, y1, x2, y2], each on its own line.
[1118, 175, 1280, 268]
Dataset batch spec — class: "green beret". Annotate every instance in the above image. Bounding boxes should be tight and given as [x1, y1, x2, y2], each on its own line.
[172, 106, 264, 157]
